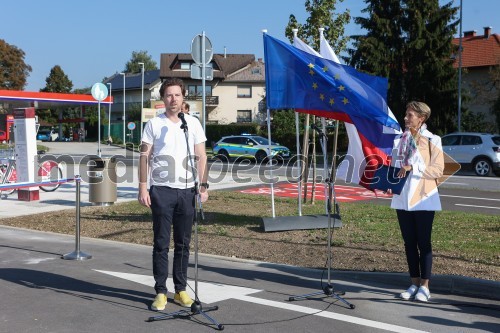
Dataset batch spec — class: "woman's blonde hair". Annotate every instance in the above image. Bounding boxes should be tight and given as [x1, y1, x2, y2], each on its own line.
[407, 101, 431, 121]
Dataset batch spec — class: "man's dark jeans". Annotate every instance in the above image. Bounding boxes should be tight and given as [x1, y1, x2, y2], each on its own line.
[150, 185, 195, 294]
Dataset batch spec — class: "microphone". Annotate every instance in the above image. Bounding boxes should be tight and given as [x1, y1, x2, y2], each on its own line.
[310, 123, 325, 137]
[178, 112, 188, 130]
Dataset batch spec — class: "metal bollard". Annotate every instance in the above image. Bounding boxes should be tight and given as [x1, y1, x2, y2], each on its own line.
[62, 175, 92, 260]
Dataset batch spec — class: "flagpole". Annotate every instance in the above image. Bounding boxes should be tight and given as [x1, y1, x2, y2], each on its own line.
[319, 28, 330, 214]
[266, 107, 275, 218]
[295, 111, 302, 215]
[292, 29, 303, 216]
[263, 29, 275, 219]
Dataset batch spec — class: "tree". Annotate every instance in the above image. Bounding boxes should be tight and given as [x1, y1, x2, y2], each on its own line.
[468, 61, 500, 133]
[278, 0, 351, 149]
[347, 0, 405, 119]
[285, 0, 351, 53]
[404, 0, 459, 133]
[40, 65, 73, 93]
[0, 39, 32, 90]
[348, 0, 459, 134]
[124, 50, 158, 73]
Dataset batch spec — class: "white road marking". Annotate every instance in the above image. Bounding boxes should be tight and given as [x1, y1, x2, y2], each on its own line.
[236, 295, 428, 333]
[455, 204, 500, 210]
[24, 258, 56, 264]
[95, 270, 428, 333]
[441, 194, 500, 202]
[94, 270, 260, 303]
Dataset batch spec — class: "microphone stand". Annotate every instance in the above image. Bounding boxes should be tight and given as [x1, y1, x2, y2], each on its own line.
[288, 125, 355, 309]
[147, 113, 224, 330]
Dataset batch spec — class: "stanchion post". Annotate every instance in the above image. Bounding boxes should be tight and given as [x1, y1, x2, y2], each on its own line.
[62, 175, 92, 260]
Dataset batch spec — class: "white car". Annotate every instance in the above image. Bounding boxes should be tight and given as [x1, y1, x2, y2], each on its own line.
[441, 132, 500, 176]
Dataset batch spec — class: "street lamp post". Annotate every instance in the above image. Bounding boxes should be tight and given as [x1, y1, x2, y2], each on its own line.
[139, 62, 145, 138]
[106, 82, 112, 143]
[120, 72, 126, 146]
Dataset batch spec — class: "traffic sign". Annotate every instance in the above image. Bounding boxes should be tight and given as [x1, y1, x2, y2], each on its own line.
[127, 122, 136, 130]
[91, 83, 108, 101]
[191, 34, 213, 65]
[190, 64, 213, 81]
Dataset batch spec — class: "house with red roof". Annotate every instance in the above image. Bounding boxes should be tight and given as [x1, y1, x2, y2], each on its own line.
[452, 26, 500, 125]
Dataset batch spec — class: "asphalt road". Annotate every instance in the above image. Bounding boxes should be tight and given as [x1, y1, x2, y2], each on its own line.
[1, 226, 499, 333]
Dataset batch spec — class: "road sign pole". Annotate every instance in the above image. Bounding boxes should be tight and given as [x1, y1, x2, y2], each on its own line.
[98, 100, 101, 157]
[91, 83, 108, 157]
[190, 32, 213, 132]
[202, 31, 206, 131]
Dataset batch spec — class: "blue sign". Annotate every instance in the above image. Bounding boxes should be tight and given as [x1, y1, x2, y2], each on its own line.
[127, 122, 136, 130]
[91, 83, 108, 101]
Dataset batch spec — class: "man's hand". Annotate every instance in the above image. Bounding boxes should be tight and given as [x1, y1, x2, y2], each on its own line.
[199, 191, 209, 203]
[138, 188, 151, 208]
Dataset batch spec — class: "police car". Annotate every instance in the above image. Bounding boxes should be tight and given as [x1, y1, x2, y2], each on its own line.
[213, 134, 291, 163]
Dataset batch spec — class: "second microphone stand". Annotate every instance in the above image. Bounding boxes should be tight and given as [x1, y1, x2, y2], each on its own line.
[147, 113, 224, 330]
[288, 126, 355, 309]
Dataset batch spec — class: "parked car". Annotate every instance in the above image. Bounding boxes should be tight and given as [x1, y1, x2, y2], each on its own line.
[441, 132, 500, 176]
[37, 130, 59, 142]
[213, 134, 291, 163]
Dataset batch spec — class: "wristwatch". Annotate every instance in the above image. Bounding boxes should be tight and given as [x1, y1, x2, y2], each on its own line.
[200, 182, 209, 189]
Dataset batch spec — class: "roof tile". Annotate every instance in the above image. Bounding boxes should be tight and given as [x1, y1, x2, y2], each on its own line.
[452, 31, 500, 68]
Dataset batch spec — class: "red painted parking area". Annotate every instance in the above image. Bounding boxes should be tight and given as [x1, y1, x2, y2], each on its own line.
[240, 182, 391, 202]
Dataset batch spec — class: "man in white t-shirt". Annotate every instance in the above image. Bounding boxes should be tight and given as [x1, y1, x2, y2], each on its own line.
[138, 78, 209, 311]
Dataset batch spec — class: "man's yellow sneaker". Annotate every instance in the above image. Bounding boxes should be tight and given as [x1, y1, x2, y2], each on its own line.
[151, 293, 167, 311]
[174, 291, 193, 308]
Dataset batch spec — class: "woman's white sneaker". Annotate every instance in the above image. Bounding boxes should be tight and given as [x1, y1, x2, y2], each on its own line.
[415, 286, 431, 302]
[400, 285, 419, 300]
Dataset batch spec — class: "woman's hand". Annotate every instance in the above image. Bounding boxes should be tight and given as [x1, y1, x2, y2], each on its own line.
[398, 165, 412, 178]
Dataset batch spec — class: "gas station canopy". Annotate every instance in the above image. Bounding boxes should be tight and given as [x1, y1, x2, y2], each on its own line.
[0, 89, 113, 109]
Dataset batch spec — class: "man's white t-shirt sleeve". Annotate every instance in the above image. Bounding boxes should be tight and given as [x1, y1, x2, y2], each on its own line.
[141, 120, 154, 145]
[190, 117, 207, 144]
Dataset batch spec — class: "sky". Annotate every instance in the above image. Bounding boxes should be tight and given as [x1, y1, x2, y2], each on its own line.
[2, 0, 498, 92]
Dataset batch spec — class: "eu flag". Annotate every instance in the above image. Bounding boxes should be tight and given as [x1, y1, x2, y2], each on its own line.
[263, 34, 400, 130]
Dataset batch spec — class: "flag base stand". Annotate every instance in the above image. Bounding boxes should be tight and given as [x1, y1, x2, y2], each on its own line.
[262, 214, 342, 232]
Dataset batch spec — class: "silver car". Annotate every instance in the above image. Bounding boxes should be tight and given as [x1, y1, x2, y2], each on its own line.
[441, 132, 500, 176]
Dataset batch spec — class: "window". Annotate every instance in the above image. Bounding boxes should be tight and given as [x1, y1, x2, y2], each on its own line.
[237, 85, 252, 98]
[181, 62, 190, 70]
[251, 67, 261, 75]
[442, 135, 460, 146]
[461, 135, 482, 145]
[187, 85, 212, 96]
[223, 137, 240, 144]
[237, 110, 252, 123]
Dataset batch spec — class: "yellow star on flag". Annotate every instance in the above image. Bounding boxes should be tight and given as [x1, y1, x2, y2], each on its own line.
[343, 97, 349, 105]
